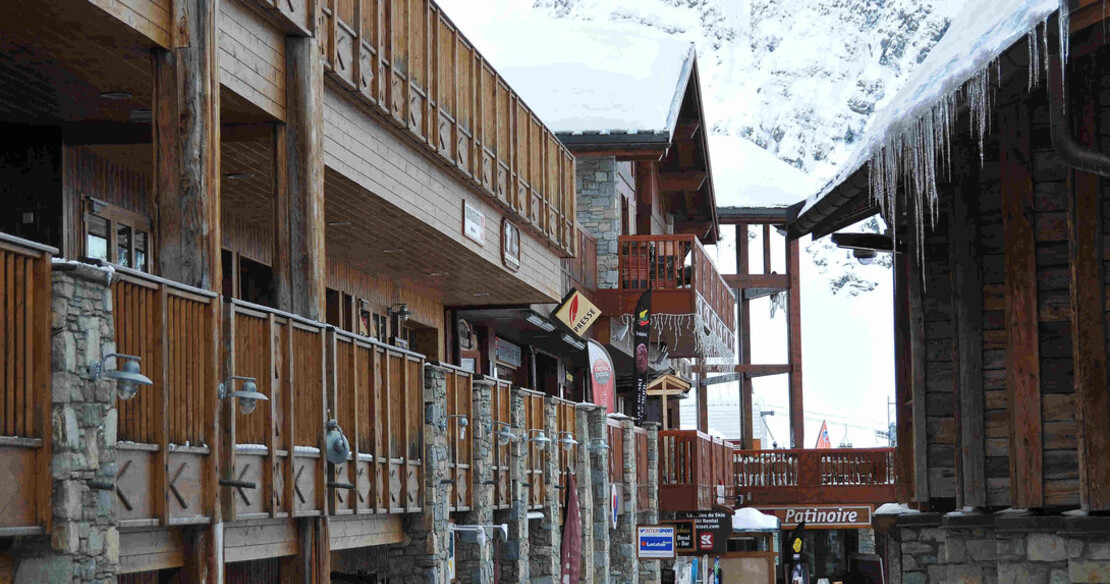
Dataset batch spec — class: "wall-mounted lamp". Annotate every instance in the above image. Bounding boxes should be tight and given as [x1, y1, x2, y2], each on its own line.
[525, 313, 556, 332]
[324, 419, 351, 464]
[527, 429, 551, 451]
[89, 353, 153, 401]
[494, 422, 518, 443]
[449, 523, 508, 546]
[559, 432, 579, 452]
[442, 414, 469, 440]
[388, 303, 412, 322]
[587, 438, 609, 453]
[219, 376, 268, 415]
[854, 248, 877, 265]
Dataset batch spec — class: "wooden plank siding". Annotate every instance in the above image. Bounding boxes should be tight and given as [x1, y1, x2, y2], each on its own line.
[921, 194, 956, 503]
[218, 0, 287, 120]
[87, 0, 172, 48]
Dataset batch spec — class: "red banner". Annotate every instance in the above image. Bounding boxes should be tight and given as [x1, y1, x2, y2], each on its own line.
[561, 474, 582, 584]
[588, 340, 616, 414]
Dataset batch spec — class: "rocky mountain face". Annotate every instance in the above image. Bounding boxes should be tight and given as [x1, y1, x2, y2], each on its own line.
[533, 0, 960, 295]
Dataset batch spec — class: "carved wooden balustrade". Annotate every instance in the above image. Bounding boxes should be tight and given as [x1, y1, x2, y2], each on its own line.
[658, 430, 735, 512]
[733, 448, 896, 506]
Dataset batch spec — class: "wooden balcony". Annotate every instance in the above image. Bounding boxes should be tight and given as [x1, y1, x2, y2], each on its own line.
[597, 235, 735, 359]
[734, 448, 896, 506]
[658, 430, 735, 512]
[562, 227, 599, 295]
[315, 0, 578, 257]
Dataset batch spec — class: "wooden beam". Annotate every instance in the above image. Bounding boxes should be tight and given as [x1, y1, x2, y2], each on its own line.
[894, 245, 914, 504]
[694, 364, 791, 377]
[1000, 98, 1043, 509]
[675, 120, 700, 141]
[786, 238, 803, 449]
[153, 0, 221, 291]
[697, 358, 708, 434]
[723, 274, 790, 291]
[907, 202, 929, 503]
[658, 171, 707, 192]
[1069, 55, 1110, 512]
[285, 35, 327, 321]
[949, 147, 985, 509]
[738, 224, 754, 449]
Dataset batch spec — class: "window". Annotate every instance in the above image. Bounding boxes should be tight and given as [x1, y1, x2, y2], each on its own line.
[83, 197, 153, 273]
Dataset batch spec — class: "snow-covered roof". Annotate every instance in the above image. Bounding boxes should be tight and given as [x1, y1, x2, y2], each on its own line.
[709, 134, 819, 208]
[799, 0, 1064, 219]
[733, 507, 780, 532]
[434, 3, 696, 137]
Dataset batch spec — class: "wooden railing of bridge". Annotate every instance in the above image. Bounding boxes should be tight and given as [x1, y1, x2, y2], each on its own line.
[733, 448, 896, 506]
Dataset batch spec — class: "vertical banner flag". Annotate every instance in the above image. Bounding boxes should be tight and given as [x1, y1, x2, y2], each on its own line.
[815, 421, 832, 449]
[633, 290, 652, 422]
[587, 340, 616, 414]
[560, 474, 582, 584]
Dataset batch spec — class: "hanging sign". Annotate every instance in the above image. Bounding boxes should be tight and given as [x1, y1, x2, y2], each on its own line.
[496, 338, 522, 369]
[463, 201, 486, 245]
[501, 218, 520, 271]
[667, 520, 695, 553]
[446, 528, 456, 580]
[673, 511, 730, 556]
[759, 505, 872, 529]
[636, 526, 676, 559]
[632, 290, 652, 422]
[553, 288, 602, 337]
[587, 340, 616, 414]
[611, 484, 620, 529]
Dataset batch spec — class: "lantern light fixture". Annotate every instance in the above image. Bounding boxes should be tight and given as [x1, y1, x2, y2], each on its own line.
[219, 376, 268, 415]
[89, 353, 153, 401]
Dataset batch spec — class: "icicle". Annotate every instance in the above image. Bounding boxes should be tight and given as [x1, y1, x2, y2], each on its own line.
[1028, 28, 1040, 90]
[1060, 0, 1070, 88]
[1042, 20, 1050, 88]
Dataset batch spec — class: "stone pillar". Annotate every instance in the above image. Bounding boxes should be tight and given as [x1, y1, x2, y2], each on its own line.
[497, 389, 529, 584]
[15, 262, 120, 584]
[530, 397, 561, 584]
[576, 404, 596, 584]
[590, 408, 612, 584]
[458, 378, 495, 584]
[639, 422, 661, 584]
[612, 417, 637, 584]
[575, 156, 621, 290]
[388, 364, 451, 584]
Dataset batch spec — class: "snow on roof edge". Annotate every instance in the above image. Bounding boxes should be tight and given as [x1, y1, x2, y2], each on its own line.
[663, 43, 699, 144]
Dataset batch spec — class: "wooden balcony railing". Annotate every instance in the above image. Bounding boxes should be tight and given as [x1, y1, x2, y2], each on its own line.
[522, 389, 545, 510]
[490, 378, 512, 510]
[443, 363, 473, 512]
[733, 448, 896, 506]
[111, 267, 220, 527]
[0, 234, 54, 535]
[563, 227, 598, 294]
[634, 425, 649, 511]
[658, 430, 735, 512]
[618, 235, 734, 327]
[607, 416, 625, 487]
[317, 0, 577, 257]
[552, 396, 577, 487]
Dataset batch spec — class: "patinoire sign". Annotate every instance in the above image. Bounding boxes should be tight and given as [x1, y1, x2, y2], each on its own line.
[636, 525, 676, 559]
[758, 505, 872, 530]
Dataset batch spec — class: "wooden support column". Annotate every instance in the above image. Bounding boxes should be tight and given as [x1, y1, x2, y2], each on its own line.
[736, 223, 754, 449]
[786, 237, 804, 449]
[950, 150, 985, 509]
[697, 357, 708, 433]
[1069, 55, 1110, 512]
[906, 205, 929, 503]
[154, 0, 221, 291]
[893, 248, 915, 504]
[1000, 99, 1043, 510]
[281, 35, 326, 320]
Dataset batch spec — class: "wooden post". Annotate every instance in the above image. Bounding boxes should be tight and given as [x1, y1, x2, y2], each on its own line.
[907, 203, 929, 503]
[273, 124, 292, 312]
[1069, 54, 1110, 512]
[697, 357, 708, 434]
[786, 237, 804, 449]
[949, 149, 986, 509]
[894, 249, 915, 504]
[154, 0, 221, 291]
[283, 35, 327, 321]
[1000, 99, 1043, 510]
[736, 223, 754, 449]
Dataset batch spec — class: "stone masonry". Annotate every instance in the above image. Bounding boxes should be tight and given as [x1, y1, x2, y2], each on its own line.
[577, 404, 598, 584]
[530, 397, 562, 584]
[11, 262, 123, 584]
[458, 378, 495, 584]
[638, 422, 661, 584]
[576, 156, 622, 290]
[590, 408, 612, 584]
[388, 364, 451, 584]
[496, 389, 529, 584]
[612, 416, 637, 584]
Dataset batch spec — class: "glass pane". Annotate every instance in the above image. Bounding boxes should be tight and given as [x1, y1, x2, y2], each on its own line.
[134, 231, 148, 272]
[116, 224, 132, 268]
[86, 216, 109, 261]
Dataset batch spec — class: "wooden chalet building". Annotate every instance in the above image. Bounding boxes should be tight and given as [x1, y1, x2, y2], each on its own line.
[790, 1, 1110, 582]
[0, 1, 742, 584]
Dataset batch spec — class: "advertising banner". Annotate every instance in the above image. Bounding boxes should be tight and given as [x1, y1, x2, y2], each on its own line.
[587, 340, 616, 413]
[637, 525, 676, 559]
[632, 290, 652, 422]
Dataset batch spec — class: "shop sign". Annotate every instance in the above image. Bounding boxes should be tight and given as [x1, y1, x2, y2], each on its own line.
[758, 505, 872, 529]
[463, 201, 485, 245]
[667, 520, 695, 553]
[636, 526, 676, 559]
[496, 338, 522, 368]
[553, 288, 601, 337]
[673, 511, 730, 556]
[587, 340, 616, 414]
[501, 218, 520, 271]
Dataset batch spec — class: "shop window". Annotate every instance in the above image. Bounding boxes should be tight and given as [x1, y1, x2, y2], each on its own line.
[238, 256, 273, 307]
[84, 197, 152, 273]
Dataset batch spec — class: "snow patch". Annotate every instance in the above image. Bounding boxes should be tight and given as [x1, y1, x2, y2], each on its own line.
[733, 507, 780, 531]
[874, 502, 919, 516]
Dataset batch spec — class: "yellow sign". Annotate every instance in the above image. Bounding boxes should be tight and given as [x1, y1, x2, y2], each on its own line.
[793, 538, 802, 553]
[553, 289, 601, 337]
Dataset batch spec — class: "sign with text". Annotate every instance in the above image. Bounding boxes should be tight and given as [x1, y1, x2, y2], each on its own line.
[667, 520, 695, 553]
[759, 505, 872, 529]
[553, 288, 601, 337]
[501, 218, 520, 271]
[463, 201, 486, 245]
[674, 511, 730, 556]
[588, 340, 616, 414]
[637, 526, 676, 559]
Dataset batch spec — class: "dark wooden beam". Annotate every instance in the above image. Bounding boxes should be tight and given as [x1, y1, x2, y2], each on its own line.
[1069, 55, 1110, 512]
[830, 232, 901, 253]
[763, 224, 773, 275]
[694, 364, 791, 377]
[907, 202, 929, 503]
[738, 224, 754, 449]
[697, 357, 708, 433]
[718, 206, 793, 225]
[786, 238, 804, 449]
[658, 171, 707, 192]
[675, 120, 700, 141]
[284, 35, 326, 321]
[894, 243, 914, 504]
[949, 146, 986, 509]
[723, 274, 790, 290]
[1000, 98, 1043, 509]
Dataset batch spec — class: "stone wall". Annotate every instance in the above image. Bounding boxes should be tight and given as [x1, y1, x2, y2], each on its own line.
[577, 404, 598, 584]
[590, 408, 612, 584]
[612, 417, 637, 584]
[576, 156, 621, 290]
[11, 263, 121, 584]
[530, 397, 562, 584]
[458, 378, 496, 584]
[496, 389, 529, 584]
[638, 423, 661, 584]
